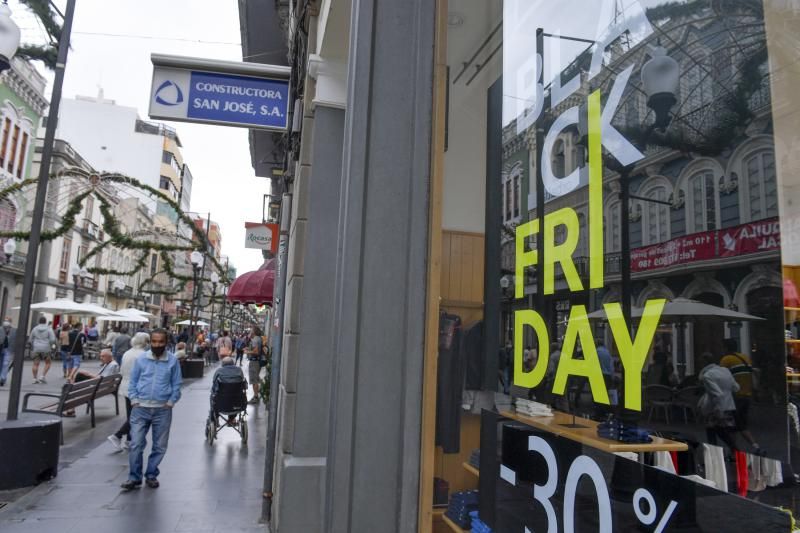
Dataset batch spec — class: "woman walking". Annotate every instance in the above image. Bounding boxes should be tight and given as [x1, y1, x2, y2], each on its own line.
[107, 332, 150, 451]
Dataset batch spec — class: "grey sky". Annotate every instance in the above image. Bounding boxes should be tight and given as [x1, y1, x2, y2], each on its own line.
[10, 0, 269, 276]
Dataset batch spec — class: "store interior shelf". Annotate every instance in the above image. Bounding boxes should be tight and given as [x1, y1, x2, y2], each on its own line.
[462, 462, 479, 478]
[785, 307, 800, 313]
[442, 513, 468, 533]
[501, 409, 688, 453]
[786, 339, 800, 344]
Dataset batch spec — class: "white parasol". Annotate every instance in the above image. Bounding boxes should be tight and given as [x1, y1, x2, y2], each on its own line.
[174, 319, 209, 327]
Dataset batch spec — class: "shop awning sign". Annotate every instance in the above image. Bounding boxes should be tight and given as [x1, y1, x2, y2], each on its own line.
[244, 222, 279, 253]
[149, 54, 291, 131]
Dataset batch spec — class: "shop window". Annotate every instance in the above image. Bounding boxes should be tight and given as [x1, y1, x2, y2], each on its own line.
[687, 170, 718, 232]
[743, 150, 777, 221]
[642, 186, 670, 245]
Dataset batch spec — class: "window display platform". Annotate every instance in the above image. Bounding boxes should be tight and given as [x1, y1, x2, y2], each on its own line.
[501, 409, 688, 453]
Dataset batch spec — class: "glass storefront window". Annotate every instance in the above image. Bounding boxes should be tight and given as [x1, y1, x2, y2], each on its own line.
[430, 0, 800, 530]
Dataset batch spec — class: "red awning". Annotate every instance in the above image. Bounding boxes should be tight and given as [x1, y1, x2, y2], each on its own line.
[227, 259, 276, 306]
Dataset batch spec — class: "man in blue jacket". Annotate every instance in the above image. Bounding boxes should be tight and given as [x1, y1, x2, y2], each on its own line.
[121, 328, 182, 490]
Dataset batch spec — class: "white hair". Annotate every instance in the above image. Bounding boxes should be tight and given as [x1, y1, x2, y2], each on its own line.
[131, 331, 150, 349]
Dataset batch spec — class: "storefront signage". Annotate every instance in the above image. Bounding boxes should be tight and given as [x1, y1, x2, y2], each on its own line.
[244, 222, 279, 252]
[480, 412, 792, 532]
[149, 54, 290, 131]
[509, 8, 667, 411]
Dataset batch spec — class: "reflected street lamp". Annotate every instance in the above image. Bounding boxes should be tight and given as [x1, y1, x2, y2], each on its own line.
[641, 45, 680, 131]
[188, 251, 204, 355]
[3, 239, 15, 263]
[0, 1, 20, 73]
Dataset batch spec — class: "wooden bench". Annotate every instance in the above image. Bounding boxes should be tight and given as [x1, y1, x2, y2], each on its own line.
[22, 374, 123, 443]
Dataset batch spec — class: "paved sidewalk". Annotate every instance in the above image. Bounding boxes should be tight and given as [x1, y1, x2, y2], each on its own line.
[0, 360, 269, 533]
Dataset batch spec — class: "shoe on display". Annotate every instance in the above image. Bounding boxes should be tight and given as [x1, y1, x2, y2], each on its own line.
[107, 435, 123, 451]
[145, 478, 159, 489]
[120, 480, 142, 491]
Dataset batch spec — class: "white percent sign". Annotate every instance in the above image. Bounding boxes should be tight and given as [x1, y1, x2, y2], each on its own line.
[633, 487, 678, 533]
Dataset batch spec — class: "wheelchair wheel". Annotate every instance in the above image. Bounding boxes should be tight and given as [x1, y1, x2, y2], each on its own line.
[206, 418, 216, 445]
[241, 419, 248, 445]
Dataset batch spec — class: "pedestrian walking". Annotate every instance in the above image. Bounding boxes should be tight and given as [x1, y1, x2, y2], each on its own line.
[121, 328, 182, 490]
[66, 323, 87, 383]
[58, 323, 71, 378]
[30, 316, 57, 384]
[112, 327, 131, 366]
[108, 332, 149, 452]
[0, 317, 16, 386]
[246, 326, 263, 404]
[234, 334, 245, 366]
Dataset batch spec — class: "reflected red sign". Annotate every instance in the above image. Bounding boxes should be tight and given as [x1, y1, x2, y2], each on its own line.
[630, 217, 780, 273]
[631, 231, 716, 272]
[718, 218, 780, 257]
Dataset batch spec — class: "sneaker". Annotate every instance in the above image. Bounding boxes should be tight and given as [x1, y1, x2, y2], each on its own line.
[121, 439, 130, 450]
[145, 478, 160, 489]
[120, 480, 142, 491]
[39, 376, 47, 384]
[32, 377, 40, 384]
[107, 435, 123, 451]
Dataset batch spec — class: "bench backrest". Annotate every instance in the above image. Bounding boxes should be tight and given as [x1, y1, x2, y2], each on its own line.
[95, 374, 122, 398]
[60, 377, 101, 412]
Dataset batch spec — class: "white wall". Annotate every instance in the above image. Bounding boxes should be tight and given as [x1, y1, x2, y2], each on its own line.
[56, 97, 163, 190]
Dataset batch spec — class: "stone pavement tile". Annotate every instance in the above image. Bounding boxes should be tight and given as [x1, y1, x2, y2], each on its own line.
[0, 517, 80, 533]
[66, 513, 181, 533]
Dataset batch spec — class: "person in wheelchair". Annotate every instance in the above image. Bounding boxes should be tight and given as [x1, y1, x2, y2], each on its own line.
[210, 357, 247, 426]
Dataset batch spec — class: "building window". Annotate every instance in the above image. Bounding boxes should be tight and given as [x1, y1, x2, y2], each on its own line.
[15, 133, 28, 178]
[642, 186, 670, 245]
[150, 253, 158, 276]
[6, 124, 19, 173]
[513, 174, 520, 218]
[0, 118, 9, 168]
[744, 150, 777, 221]
[59, 237, 72, 284]
[159, 176, 171, 190]
[687, 170, 717, 232]
[606, 201, 621, 252]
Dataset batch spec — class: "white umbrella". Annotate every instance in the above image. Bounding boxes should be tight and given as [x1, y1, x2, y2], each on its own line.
[96, 314, 148, 323]
[14, 298, 121, 317]
[587, 298, 764, 322]
[117, 307, 155, 318]
[175, 319, 209, 326]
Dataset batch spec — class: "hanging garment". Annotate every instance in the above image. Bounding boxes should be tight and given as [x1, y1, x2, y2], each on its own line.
[702, 443, 728, 492]
[435, 312, 464, 453]
[463, 320, 485, 390]
[748, 454, 784, 491]
[654, 451, 677, 474]
[735, 450, 749, 496]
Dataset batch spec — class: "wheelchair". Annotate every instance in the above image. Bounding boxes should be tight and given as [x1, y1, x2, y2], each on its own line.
[205, 380, 248, 445]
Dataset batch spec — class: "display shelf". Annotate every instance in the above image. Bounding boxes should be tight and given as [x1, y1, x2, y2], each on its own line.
[786, 339, 800, 344]
[501, 409, 688, 453]
[785, 307, 800, 313]
[462, 462, 479, 478]
[442, 513, 468, 533]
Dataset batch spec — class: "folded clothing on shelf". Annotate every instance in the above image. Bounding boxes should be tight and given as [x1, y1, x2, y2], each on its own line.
[468, 448, 480, 469]
[514, 398, 553, 417]
[469, 510, 493, 533]
[445, 490, 479, 529]
[597, 419, 653, 443]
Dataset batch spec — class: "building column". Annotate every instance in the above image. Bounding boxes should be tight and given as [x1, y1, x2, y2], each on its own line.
[323, 0, 435, 531]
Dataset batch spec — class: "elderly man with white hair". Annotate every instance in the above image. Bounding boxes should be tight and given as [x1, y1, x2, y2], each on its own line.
[72, 348, 120, 382]
[108, 332, 150, 452]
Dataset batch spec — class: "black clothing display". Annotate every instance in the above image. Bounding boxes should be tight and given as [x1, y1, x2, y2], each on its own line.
[463, 320, 486, 391]
[436, 312, 463, 453]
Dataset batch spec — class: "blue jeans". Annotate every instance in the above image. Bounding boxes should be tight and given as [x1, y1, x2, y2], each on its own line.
[128, 406, 173, 482]
[0, 348, 9, 382]
[61, 349, 69, 374]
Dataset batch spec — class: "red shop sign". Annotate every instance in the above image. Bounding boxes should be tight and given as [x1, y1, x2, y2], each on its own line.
[630, 231, 716, 273]
[718, 217, 780, 257]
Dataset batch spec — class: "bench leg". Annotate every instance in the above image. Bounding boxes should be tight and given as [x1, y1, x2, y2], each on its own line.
[90, 401, 95, 428]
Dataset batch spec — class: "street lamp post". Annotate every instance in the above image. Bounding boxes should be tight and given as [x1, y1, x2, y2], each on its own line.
[5, 0, 77, 422]
[188, 250, 203, 355]
[208, 271, 219, 339]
